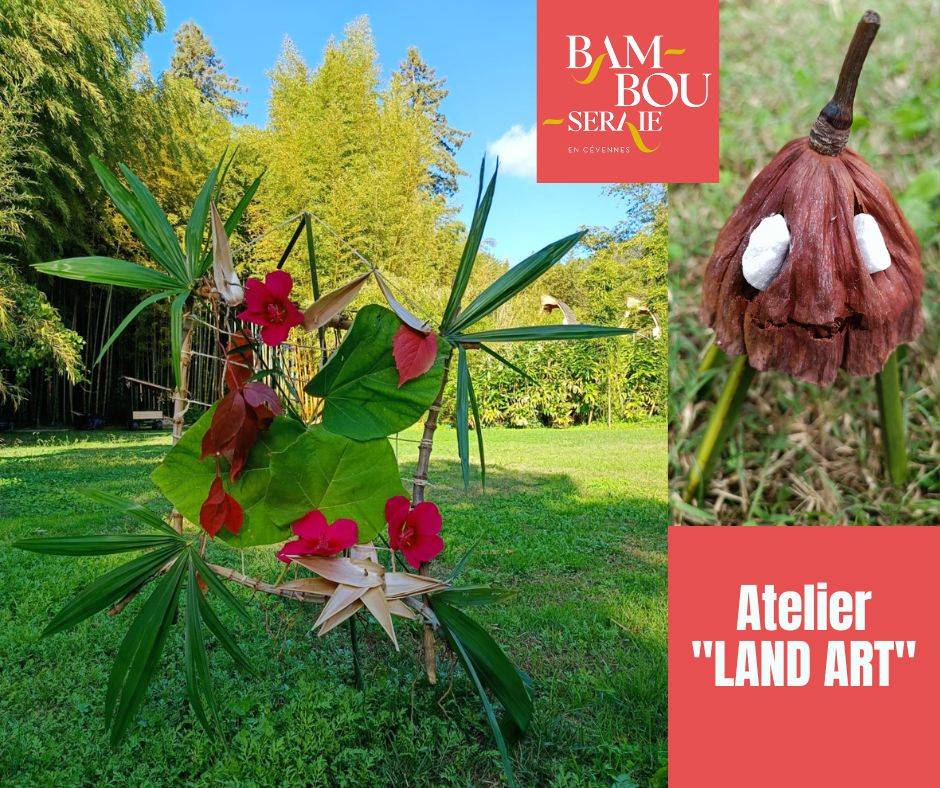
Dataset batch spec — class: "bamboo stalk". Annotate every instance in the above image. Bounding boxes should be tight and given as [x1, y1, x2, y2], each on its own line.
[683, 354, 757, 503]
[875, 347, 908, 486]
[412, 349, 454, 684]
[170, 315, 195, 534]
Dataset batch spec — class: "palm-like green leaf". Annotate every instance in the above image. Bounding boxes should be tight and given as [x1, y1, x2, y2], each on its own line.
[199, 171, 264, 276]
[81, 490, 181, 537]
[190, 550, 252, 624]
[441, 160, 498, 330]
[105, 556, 186, 747]
[38, 543, 183, 636]
[184, 561, 220, 737]
[446, 230, 586, 333]
[457, 324, 634, 343]
[478, 344, 536, 383]
[467, 365, 485, 489]
[116, 163, 188, 281]
[89, 156, 187, 283]
[185, 166, 219, 278]
[196, 587, 257, 676]
[14, 534, 181, 556]
[456, 346, 471, 490]
[435, 586, 513, 607]
[94, 290, 179, 366]
[33, 257, 179, 290]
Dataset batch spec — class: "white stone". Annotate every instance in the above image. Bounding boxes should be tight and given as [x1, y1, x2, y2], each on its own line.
[742, 214, 790, 290]
[853, 213, 892, 274]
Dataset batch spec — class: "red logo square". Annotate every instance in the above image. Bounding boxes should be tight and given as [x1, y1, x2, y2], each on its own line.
[537, 0, 719, 183]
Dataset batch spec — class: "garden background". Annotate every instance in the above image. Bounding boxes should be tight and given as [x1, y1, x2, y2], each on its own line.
[0, 3, 666, 430]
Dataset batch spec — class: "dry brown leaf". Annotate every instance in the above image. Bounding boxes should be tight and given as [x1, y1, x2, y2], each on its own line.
[385, 572, 446, 599]
[277, 577, 335, 596]
[314, 584, 368, 629]
[210, 203, 244, 306]
[302, 271, 371, 331]
[541, 294, 578, 324]
[388, 599, 416, 619]
[317, 600, 363, 635]
[361, 586, 397, 649]
[374, 270, 431, 333]
[294, 556, 383, 588]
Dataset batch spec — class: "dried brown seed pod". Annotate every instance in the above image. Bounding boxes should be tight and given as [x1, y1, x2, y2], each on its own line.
[700, 11, 923, 385]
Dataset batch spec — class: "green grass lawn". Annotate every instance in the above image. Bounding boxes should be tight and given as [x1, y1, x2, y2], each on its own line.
[0, 423, 666, 786]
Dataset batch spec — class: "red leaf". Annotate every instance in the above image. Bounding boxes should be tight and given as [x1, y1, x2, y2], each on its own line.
[199, 476, 244, 537]
[392, 325, 438, 387]
[224, 331, 254, 392]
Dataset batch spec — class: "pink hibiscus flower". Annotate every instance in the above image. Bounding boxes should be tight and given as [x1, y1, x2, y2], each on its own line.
[385, 495, 444, 569]
[276, 510, 358, 563]
[237, 270, 304, 346]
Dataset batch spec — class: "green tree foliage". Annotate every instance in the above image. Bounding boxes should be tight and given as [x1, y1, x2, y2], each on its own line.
[170, 21, 246, 118]
[0, 0, 164, 257]
[394, 47, 468, 197]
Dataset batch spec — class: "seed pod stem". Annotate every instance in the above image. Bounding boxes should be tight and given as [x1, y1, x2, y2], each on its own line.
[875, 348, 908, 486]
[683, 355, 758, 504]
[809, 10, 881, 155]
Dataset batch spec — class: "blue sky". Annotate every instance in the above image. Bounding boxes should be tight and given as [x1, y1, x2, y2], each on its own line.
[144, 0, 625, 262]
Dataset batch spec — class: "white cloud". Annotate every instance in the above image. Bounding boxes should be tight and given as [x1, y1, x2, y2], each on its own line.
[487, 124, 536, 180]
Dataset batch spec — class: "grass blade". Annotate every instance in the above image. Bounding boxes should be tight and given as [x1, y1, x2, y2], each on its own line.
[441, 160, 498, 330]
[434, 586, 513, 607]
[41, 544, 182, 637]
[448, 230, 585, 333]
[94, 290, 177, 366]
[456, 345, 471, 490]
[445, 541, 478, 582]
[34, 258, 178, 290]
[457, 325, 634, 343]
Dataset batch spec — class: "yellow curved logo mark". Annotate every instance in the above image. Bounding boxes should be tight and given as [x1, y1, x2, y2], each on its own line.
[573, 52, 606, 84]
[626, 123, 659, 154]
[664, 48, 686, 55]
[542, 118, 565, 125]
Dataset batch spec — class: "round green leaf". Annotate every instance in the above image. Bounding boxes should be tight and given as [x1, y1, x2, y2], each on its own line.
[306, 304, 445, 440]
[151, 410, 405, 546]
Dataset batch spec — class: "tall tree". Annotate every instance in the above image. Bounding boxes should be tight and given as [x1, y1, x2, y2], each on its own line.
[393, 47, 468, 197]
[170, 21, 246, 118]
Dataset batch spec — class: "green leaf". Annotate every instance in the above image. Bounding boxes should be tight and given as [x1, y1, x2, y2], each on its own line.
[199, 170, 264, 276]
[81, 490, 181, 537]
[41, 544, 183, 637]
[457, 324, 634, 343]
[94, 290, 178, 366]
[435, 586, 513, 607]
[185, 166, 219, 278]
[441, 160, 498, 329]
[434, 600, 532, 736]
[197, 588, 257, 676]
[456, 346, 471, 490]
[447, 230, 586, 332]
[467, 368, 486, 489]
[306, 304, 445, 440]
[440, 612, 518, 787]
[477, 344, 536, 383]
[184, 560, 219, 737]
[445, 541, 478, 582]
[169, 292, 188, 390]
[116, 163, 188, 280]
[89, 156, 186, 283]
[189, 550, 251, 624]
[14, 534, 180, 556]
[152, 413, 405, 546]
[33, 257, 179, 290]
[105, 556, 186, 747]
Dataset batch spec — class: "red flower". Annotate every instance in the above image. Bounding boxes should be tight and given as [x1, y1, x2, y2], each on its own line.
[237, 270, 304, 347]
[385, 495, 444, 569]
[199, 476, 243, 538]
[391, 325, 438, 386]
[276, 510, 359, 563]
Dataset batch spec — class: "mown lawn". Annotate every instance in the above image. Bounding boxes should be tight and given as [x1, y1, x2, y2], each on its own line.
[0, 423, 666, 786]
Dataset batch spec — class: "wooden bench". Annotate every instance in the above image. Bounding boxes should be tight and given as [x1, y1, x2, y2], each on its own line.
[129, 410, 165, 430]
